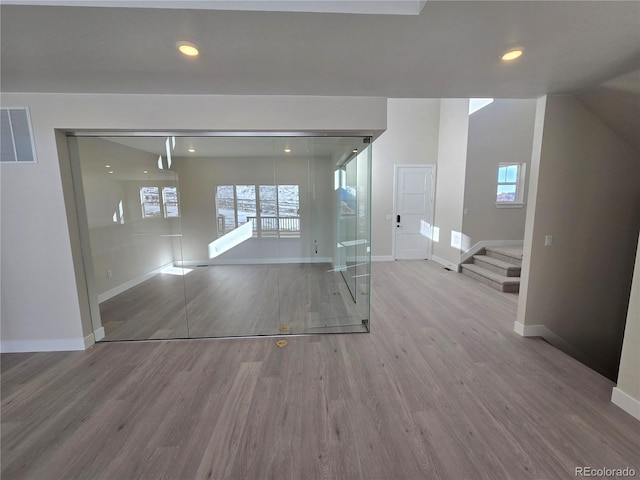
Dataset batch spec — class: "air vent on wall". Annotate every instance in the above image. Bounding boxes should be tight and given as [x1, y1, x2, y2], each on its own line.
[1, 107, 37, 163]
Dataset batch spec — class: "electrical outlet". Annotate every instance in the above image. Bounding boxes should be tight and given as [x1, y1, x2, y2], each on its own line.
[107, 269, 112, 279]
[544, 235, 553, 247]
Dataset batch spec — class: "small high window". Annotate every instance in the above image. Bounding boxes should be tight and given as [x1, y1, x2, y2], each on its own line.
[496, 163, 526, 207]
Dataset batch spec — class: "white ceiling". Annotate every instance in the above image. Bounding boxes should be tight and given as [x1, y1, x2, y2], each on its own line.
[0, 1, 428, 15]
[1, 1, 639, 98]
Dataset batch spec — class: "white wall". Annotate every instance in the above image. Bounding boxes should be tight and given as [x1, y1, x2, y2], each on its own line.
[371, 98, 441, 259]
[613, 232, 640, 418]
[517, 95, 640, 380]
[0, 93, 386, 352]
[432, 99, 469, 267]
[462, 99, 536, 246]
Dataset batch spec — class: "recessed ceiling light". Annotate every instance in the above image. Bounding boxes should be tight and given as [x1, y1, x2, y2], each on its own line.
[352, 149, 358, 153]
[105, 165, 111, 168]
[108, 171, 114, 174]
[188, 148, 196, 153]
[143, 170, 148, 174]
[501, 48, 524, 62]
[177, 41, 199, 57]
[284, 147, 291, 153]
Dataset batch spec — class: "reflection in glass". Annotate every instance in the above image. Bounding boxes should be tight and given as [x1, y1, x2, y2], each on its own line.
[69, 135, 372, 342]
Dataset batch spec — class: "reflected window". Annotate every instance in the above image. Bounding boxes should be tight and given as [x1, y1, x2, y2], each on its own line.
[216, 184, 300, 238]
[140, 186, 161, 218]
[112, 200, 124, 224]
[497, 163, 526, 205]
[162, 186, 179, 218]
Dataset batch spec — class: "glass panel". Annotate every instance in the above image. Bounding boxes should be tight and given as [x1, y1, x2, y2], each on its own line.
[497, 166, 506, 183]
[216, 185, 235, 236]
[497, 184, 517, 202]
[354, 145, 372, 325]
[236, 184, 257, 228]
[259, 184, 278, 237]
[341, 155, 359, 299]
[506, 165, 519, 182]
[162, 186, 179, 218]
[69, 134, 371, 341]
[68, 135, 188, 341]
[278, 185, 300, 237]
[140, 186, 161, 218]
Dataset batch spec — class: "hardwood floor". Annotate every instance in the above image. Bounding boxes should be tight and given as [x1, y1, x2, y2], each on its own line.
[2, 260, 639, 480]
[99, 263, 367, 341]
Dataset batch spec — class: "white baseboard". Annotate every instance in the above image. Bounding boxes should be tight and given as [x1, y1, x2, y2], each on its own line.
[83, 333, 95, 349]
[514, 321, 548, 337]
[611, 387, 640, 421]
[0, 338, 86, 353]
[372, 255, 394, 262]
[98, 262, 173, 303]
[178, 257, 333, 266]
[94, 327, 105, 342]
[431, 255, 460, 272]
[461, 240, 524, 264]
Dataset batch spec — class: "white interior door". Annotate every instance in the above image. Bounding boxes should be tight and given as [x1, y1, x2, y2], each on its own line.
[394, 165, 434, 260]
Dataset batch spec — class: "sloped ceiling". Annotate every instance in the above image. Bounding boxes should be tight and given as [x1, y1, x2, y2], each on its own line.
[1, 1, 639, 98]
[577, 69, 640, 153]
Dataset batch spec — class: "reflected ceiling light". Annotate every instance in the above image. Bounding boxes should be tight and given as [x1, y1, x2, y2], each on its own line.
[188, 147, 196, 153]
[143, 170, 148, 174]
[284, 147, 291, 153]
[105, 164, 111, 168]
[108, 171, 114, 174]
[177, 41, 199, 57]
[501, 47, 524, 62]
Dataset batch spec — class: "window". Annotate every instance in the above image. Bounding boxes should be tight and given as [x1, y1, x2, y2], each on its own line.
[162, 186, 179, 218]
[216, 184, 300, 238]
[496, 163, 526, 207]
[140, 186, 161, 218]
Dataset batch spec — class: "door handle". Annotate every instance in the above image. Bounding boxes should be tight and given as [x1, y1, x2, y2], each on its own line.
[396, 214, 401, 223]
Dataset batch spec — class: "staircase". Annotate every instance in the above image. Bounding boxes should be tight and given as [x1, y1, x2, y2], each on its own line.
[461, 246, 523, 293]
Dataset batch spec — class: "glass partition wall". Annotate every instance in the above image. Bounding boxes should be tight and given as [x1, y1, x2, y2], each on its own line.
[68, 135, 371, 341]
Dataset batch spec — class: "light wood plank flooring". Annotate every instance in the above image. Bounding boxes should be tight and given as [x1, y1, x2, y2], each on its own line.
[2, 260, 639, 480]
[99, 263, 366, 341]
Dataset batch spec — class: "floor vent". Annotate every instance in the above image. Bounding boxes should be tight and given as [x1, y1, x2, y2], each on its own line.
[1, 107, 37, 163]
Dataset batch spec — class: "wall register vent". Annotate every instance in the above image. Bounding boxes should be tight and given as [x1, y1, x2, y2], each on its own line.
[1, 107, 37, 163]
